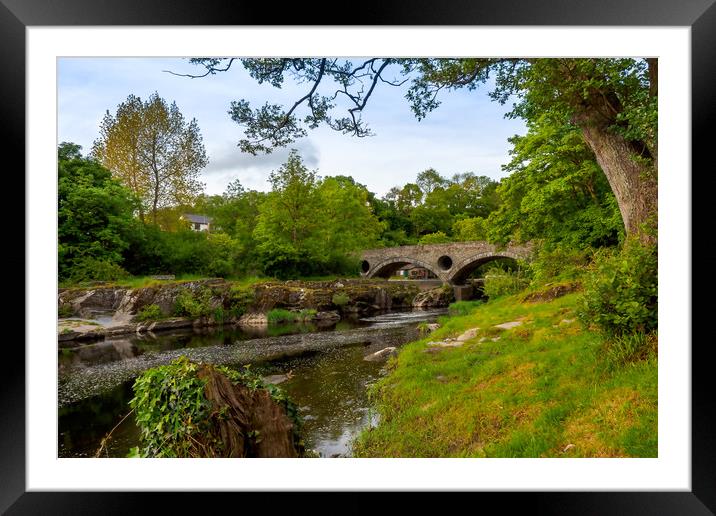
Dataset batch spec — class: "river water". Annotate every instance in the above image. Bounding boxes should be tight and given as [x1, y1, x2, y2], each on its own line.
[58, 309, 445, 458]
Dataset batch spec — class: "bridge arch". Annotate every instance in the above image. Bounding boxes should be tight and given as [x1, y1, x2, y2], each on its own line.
[363, 256, 449, 283]
[448, 251, 525, 285]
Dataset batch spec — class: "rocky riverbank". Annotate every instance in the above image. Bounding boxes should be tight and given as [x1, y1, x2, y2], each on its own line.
[58, 278, 453, 343]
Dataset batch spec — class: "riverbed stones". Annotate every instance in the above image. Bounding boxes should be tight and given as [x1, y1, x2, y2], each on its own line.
[364, 346, 397, 361]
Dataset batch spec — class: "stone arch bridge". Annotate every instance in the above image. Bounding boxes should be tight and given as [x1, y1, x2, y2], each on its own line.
[360, 241, 533, 299]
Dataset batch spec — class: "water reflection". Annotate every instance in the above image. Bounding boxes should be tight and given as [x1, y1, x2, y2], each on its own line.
[58, 308, 445, 458]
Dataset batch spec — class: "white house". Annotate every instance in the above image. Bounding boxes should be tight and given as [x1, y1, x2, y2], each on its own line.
[180, 214, 212, 232]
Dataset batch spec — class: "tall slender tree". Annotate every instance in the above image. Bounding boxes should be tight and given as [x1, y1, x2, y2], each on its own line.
[92, 92, 208, 225]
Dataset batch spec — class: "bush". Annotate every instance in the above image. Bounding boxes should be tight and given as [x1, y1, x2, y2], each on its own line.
[297, 309, 317, 321]
[173, 288, 214, 318]
[332, 291, 350, 307]
[58, 303, 74, 318]
[135, 304, 163, 322]
[228, 285, 255, 319]
[66, 256, 129, 284]
[483, 269, 531, 299]
[578, 241, 657, 336]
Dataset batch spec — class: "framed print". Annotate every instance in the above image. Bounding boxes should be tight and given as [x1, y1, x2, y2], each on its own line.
[5, 0, 716, 513]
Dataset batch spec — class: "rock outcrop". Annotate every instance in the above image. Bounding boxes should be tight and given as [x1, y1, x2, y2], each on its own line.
[412, 285, 454, 308]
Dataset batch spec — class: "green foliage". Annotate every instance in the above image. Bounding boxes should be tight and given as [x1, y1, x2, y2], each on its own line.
[452, 217, 488, 241]
[58, 304, 74, 318]
[485, 116, 623, 248]
[228, 285, 255, 318]
[578, 241, 657, 336]
[253, 153, 382, 278]
[297, 309, 317, 321]
[58, 143, 139, 282]
[529, 246, 591, 283]
[448, 300, 484, 316]
[135, 304, 163, 322]
[332, 291, 350, 307]
[267, 308, 295, 324]
[173, 288, 215, 318]
[128, 356, 303, 458]
[483, 269, 531, 299]
[129, 356, 211, 457]
[65, 256, 130, 284]
[418, 231, 451, 244]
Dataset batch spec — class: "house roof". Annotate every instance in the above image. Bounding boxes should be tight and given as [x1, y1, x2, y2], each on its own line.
[182, 214, 212, 224]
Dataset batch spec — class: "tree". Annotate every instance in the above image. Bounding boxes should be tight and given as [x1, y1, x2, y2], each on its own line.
[92, 92, 208, 225]
[58, 142, 138, 281]
[252, 150, 323, 276]
[486, 114, 623, 248]
[186, 58, 657, 242]
[416, 168, 448, 196]
[253, 151, 382, 277]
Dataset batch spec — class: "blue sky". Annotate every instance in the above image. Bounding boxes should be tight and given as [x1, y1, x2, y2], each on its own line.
[58, 58, 526, 197]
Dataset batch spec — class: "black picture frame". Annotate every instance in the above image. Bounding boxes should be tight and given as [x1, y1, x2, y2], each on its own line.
[5, 0, 715, 513]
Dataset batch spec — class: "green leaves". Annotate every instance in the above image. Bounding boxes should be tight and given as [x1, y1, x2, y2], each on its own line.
[578, 241, 657, 336]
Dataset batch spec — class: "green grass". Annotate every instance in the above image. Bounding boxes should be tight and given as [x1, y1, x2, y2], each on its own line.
[447, 300, 484, 317]
[352, 291, 657, 458]
[267, 308, 296, 324]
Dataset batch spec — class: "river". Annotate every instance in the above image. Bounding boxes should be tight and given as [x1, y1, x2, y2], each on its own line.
[58, 308, 445, 458]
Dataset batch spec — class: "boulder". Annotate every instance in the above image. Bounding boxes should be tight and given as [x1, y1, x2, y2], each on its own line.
[364, 347, 397, 361]
[456, 327, 480, 341]
[238, 312, 269, 327]
[494, 321, 522, 330]
[412, 285, 454, 308]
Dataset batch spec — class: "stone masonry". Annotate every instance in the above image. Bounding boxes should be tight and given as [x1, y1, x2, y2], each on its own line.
[360, 241, 533, 287]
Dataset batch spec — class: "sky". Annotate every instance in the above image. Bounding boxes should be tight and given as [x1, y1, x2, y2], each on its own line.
[58, 58, 527, 197]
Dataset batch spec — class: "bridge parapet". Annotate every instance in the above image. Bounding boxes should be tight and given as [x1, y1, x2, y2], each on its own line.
[360, 241, 533, 286]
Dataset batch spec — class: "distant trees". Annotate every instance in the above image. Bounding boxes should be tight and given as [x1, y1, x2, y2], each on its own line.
[253, 151, 383, 277]
[92, 92, 208, 225]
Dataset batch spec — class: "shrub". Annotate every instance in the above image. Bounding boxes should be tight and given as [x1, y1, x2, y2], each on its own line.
[66, 256, 129, 283]
[332, 291, 350, 307]
[297, 309, 317, 321]
[135, 304, 163, 322]
[578, 241, 657, 336]
[483, 269, 531, 299]
[173, 288, 214, 318]
[58, 303, 74, 318]
[228, 285, 255, 319]
[267, 308, 295, 324]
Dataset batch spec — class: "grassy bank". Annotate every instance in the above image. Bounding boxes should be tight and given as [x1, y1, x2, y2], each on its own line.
[352, 287, 657, 457]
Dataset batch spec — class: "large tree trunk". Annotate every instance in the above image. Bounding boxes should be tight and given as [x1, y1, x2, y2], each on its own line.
[573, 102, 657, 245]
